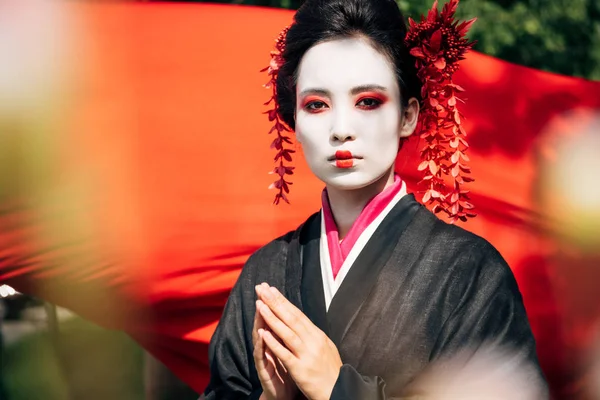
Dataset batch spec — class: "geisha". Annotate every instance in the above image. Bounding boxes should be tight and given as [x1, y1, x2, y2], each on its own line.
[201, 0, 548, 398]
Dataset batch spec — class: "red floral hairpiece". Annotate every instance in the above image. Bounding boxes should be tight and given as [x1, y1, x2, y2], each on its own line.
[263, 0, 477, 222]
[405, 0, 477, 223]
[261, 26, 294, 205]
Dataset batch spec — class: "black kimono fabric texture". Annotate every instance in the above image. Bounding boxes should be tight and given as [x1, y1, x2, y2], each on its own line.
[200, 194, 548, 399]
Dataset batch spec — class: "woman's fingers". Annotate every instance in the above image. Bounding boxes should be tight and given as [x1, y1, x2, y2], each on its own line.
[256, 284, 311, 340]
[257, 299, 303, 355]
[252, 300, 265, 346]
[261, 328, 295, 367]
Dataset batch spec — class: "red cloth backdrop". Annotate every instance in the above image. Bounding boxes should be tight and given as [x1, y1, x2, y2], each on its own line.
[1, 2, 600, 397]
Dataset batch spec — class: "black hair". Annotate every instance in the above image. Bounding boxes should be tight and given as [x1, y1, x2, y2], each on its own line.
[275, 0, 422, 130]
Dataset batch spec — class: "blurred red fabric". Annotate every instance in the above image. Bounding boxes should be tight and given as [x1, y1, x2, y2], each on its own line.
[1, 2, 600, 396]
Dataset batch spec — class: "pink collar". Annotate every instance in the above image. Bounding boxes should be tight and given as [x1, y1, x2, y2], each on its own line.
[321, 175, 403, 279]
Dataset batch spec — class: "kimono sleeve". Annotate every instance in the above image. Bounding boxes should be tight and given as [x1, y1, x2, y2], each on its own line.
[329, 365, 391, 399]
[329, 245, 548, 400]
[430, 246, 539, 357]
[200, 255, 262, 400]
[427, 245, 549, 397]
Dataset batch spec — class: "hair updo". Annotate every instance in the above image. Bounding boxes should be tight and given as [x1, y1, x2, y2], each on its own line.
[275, 0, 422, 130]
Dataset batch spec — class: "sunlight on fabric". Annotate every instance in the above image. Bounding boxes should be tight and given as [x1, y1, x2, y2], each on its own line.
[0, 284, 18, 298]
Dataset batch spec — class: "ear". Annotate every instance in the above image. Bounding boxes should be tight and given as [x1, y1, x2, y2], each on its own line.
[399, 97, 420, 138]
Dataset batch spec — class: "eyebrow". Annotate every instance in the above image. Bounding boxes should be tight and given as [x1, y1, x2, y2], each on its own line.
[299, 84, 388, 97]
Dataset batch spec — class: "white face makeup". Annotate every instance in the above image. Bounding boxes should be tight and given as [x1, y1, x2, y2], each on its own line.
[295, 37, 411, 191]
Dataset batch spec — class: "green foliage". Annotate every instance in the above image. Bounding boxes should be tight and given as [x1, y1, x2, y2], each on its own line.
[445, 0, 600, 80]
[4, 317, 145, 400]
[198, 0, 600, 80]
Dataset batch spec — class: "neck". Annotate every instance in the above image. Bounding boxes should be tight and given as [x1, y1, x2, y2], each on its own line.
[326, 169, 395, 240]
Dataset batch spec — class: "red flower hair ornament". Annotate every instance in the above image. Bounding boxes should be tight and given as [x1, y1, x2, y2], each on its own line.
[262, 0, 477, 223]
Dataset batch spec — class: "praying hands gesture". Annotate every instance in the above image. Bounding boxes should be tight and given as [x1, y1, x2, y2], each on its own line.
[253, 283, 343, 400]
[253, 289, 298, 400]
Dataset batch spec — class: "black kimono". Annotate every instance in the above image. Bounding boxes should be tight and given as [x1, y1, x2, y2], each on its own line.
[201, 194, 548, 399]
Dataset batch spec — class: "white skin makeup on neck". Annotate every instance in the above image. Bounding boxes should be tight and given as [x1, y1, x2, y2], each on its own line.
[295, 37, 420, 238]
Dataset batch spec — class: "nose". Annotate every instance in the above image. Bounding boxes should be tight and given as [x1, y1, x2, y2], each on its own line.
[331, 131, 356, 142]
[330, 109, 356, 143]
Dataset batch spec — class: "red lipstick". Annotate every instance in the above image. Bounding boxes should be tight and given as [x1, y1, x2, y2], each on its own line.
[335, 150, 354, 168]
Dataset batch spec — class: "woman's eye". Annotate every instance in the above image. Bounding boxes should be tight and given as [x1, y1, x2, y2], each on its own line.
[357, 97, 383, 109]
[305, 101, 328, 111]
